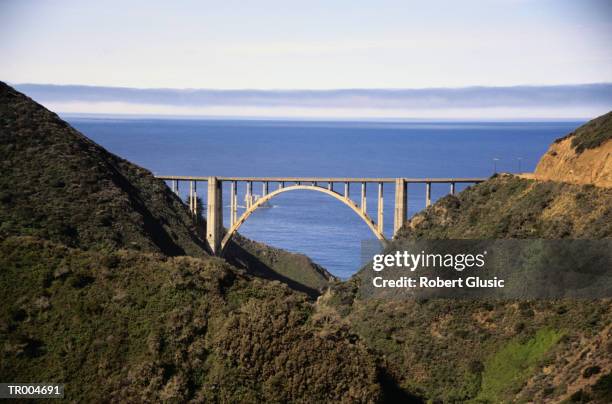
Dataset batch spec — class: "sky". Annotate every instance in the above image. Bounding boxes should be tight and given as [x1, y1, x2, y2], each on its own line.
[1, 0, 611, 119]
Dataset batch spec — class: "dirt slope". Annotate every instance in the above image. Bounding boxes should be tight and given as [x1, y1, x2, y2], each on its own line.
[535, 111, 612, 187]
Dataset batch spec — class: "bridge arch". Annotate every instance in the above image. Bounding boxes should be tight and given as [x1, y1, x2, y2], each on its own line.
[220, 184, 385, 255]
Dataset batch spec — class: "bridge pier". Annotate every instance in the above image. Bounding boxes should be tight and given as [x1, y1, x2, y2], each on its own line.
[426, 182, 432, 207]
[206, 176, 223, 255]
[246, 181, 253, 209]
[361, 182, 367, 213]
[189, 181, 198, 216]
[230, 181, 237, 226]
[377, 182, 384, 233]
[450, 182, 456, 195]
[393, 178, 406, 236]
[188, 181, 193, 213]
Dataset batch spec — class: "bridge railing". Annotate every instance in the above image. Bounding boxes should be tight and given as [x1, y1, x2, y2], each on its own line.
[154, 175, 487, 255]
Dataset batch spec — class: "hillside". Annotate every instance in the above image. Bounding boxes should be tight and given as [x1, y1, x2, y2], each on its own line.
[337, 176, 612, 402]
[396, 174, 612, 240]
[0, 236, 380, 402]
[0, 83, 378, 401]
[0, 81, 332, 292]
[322, 120, 612, 402]
[0, 81, 207, 256]
[225, 233, 336, 295]
[534, 111, 612, 187]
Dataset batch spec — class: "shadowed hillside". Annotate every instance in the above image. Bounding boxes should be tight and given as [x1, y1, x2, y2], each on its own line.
[334, 176, 612, 402]
[0, 82, 207, 256]
[225, 233, 336, 296]
[0, 83, 380, 401]
[0, 81, 333, 292]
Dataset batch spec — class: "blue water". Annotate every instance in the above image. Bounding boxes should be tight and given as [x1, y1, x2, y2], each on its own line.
[65, 117, 582, 278]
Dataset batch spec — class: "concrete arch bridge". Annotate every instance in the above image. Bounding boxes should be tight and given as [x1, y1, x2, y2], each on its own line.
[155, 176, 486, 255]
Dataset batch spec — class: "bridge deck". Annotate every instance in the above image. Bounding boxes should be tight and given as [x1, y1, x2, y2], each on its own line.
[155, 175, 488, 183]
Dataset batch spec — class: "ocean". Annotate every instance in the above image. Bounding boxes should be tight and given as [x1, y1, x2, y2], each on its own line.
[65, 117, 582, 279]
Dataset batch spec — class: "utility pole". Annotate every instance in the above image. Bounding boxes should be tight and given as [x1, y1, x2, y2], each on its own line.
[493, 158, 500, 173]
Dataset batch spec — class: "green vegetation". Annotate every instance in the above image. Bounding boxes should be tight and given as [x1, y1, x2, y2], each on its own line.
[0, 236, 379, 401]
[324, 293, 610, 403]
[477, 328, 563, 402]
[325, 172, 612, 402]
[396, 175, 612, 240]
[0, 82, 369, 401]
[226, 233, 336, 295]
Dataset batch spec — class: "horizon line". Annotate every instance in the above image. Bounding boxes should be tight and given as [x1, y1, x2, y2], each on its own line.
[10, 81, 612, 92]
[59, 111, 590, 123]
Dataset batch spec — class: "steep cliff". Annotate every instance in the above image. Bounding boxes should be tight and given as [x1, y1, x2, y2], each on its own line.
[534, 111, 612, 187]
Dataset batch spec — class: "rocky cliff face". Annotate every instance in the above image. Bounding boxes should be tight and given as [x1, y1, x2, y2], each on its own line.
[534, 111, 612, 187]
